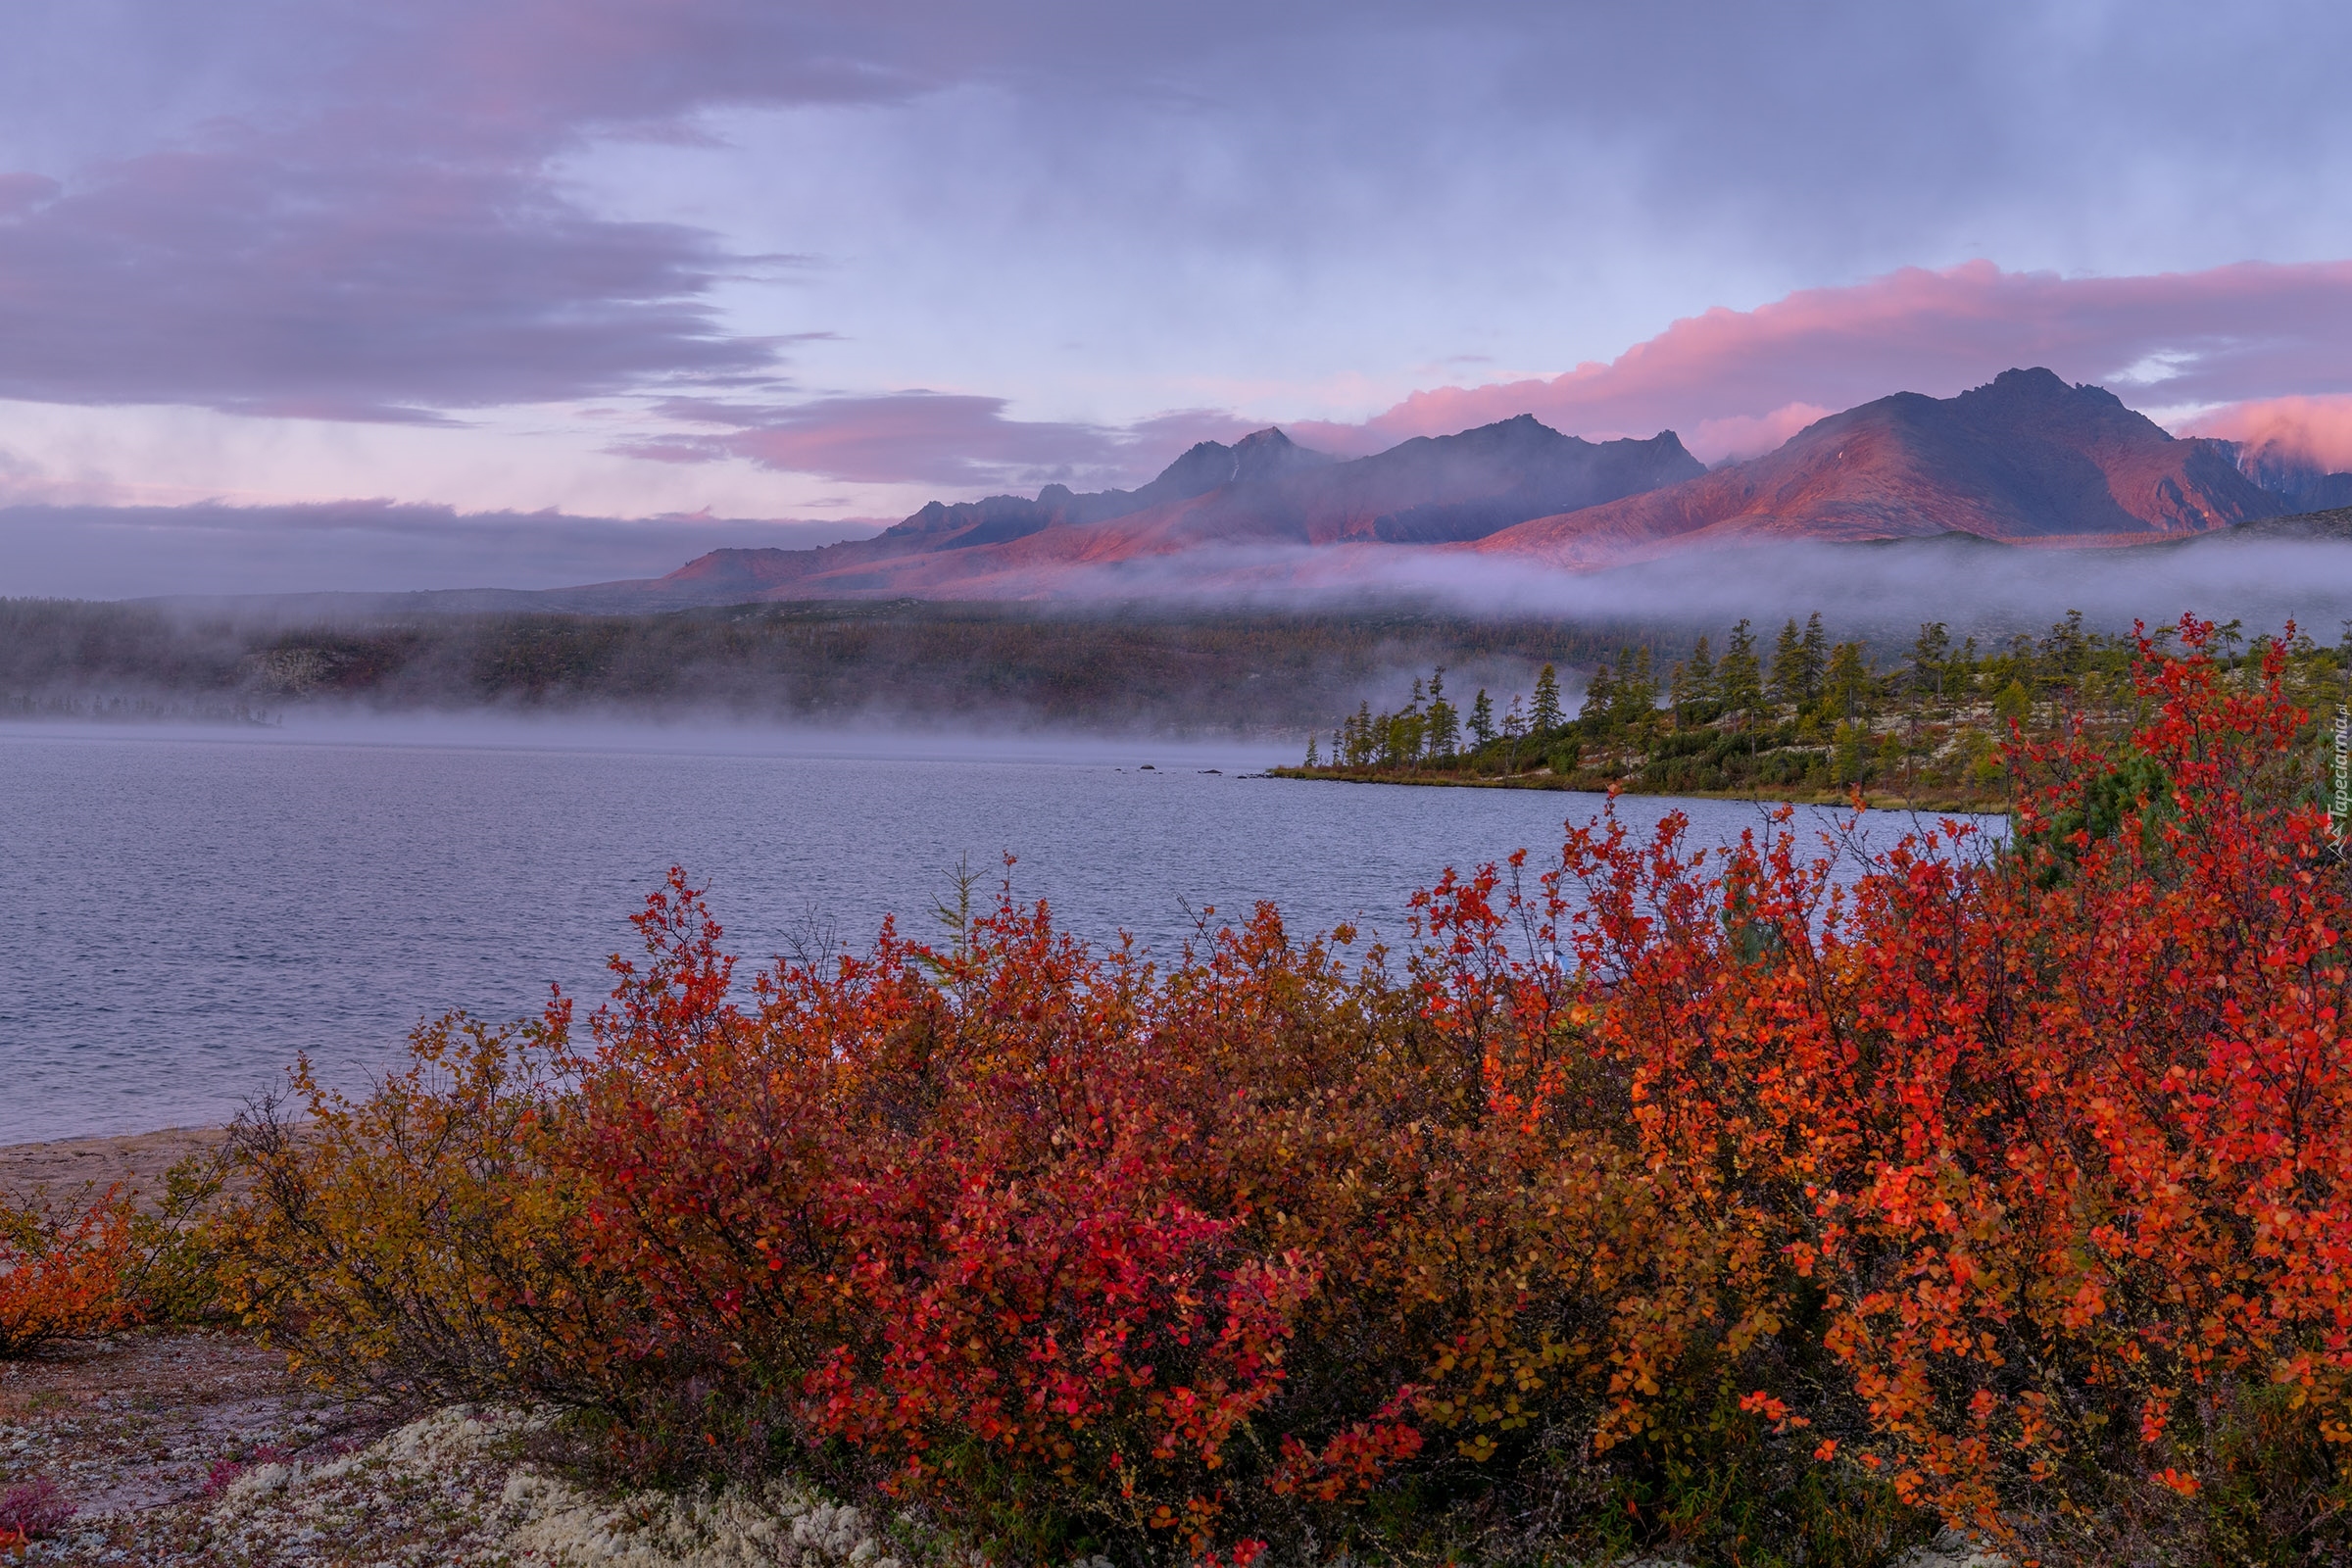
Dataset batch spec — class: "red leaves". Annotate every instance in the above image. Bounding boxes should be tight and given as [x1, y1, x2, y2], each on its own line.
[250, 618, 2352, 1559]
[1549, 615, 2352, 1546]
[0, 1188, 138, 1357]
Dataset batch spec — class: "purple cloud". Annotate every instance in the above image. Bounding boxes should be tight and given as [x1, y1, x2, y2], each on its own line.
[0, 133, 785, 420]
[635, 393, 1258, 488]
[0, 2, 980, 421]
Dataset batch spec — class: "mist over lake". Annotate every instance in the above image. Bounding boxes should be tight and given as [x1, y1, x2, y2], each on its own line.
[0, 716, 1980, 1145]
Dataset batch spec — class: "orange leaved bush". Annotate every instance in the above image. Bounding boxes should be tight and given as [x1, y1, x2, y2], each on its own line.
[229, 618, 2352, 1566]
[0, 1188, 138, 1356]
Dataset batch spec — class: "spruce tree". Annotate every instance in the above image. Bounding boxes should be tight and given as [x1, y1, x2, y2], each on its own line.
[1468, 688, 1495, 749]
[1304, 733, 1319, 768]
[1426, 678, 1460, 759]
[1912, 621, 1951, 699]
[1771, 618, 1806, 709]
[1531, 663, 1564, 733]
[1800, 612, 1829, 699]
[1718, 620, 1763, 718]
[1580, 662, 1617, 727]
[1825, 641, 1870, 720]
[1612, 647, 1655, 726]
[1687, 635, 1715, 698]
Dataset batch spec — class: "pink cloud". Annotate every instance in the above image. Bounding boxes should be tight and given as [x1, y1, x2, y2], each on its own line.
[2182, 395, 2352, 474]
[1688, 403, 1837, 465]
[1345, 260, 2352, 449]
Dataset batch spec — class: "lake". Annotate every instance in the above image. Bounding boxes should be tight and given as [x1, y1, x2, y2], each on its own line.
[0, 715, 1984, 1144]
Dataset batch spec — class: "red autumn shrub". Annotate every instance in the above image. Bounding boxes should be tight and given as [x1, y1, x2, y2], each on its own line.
[0, 1188, 138, 1357]
[554, 866, 1892, 1563]
[0, 1474, 75, 1542]
[230, 615, 2352, 1566]
[1544, 615, 2352, 1561]
[560, 881, 1360, 1559]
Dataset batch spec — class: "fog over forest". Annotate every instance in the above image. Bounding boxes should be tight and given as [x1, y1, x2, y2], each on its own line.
[13, 525, 2352, 739]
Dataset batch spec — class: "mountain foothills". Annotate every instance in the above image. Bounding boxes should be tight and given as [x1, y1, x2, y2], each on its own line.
[539, 368, 2352, 609]
[608, 416, 1703, 607]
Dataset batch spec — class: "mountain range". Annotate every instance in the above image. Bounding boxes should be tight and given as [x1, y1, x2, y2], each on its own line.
[521, 368, 2352, 609]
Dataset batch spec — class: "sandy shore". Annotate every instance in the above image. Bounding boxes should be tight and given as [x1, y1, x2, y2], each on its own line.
[0, 1126, 237, 1209]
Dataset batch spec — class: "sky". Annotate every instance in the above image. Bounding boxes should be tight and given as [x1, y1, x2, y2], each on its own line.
[9, 0, 2352, 595]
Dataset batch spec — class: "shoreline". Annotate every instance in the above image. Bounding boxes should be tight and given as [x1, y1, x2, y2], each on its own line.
[1262, 765, 2009, 814]
[0, 1126, 234, 1207]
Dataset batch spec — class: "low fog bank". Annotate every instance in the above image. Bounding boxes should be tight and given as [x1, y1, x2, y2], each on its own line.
[0, 597, 1567, 744]
[14, 531, 2352, 745]
[1024, 532, 2352, 649]
[1505, 535, 2352, 645]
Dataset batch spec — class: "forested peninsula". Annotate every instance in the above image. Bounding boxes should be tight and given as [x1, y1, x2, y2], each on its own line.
[1275, 610, 2352, 811]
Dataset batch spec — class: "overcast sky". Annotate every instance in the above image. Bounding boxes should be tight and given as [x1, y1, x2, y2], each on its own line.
[9, 0, 2352, 594]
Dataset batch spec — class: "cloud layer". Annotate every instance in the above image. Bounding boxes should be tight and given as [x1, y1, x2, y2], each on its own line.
[12, 3, 2352, 591]
[629, 261, 2352, 487]
[1310, 261, 2352, 461]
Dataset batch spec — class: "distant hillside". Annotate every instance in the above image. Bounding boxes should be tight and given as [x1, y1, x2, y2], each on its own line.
[141, 369, 2352, 615]
[532, 417, 1704, 607]
[1473, 368, 2284, 569]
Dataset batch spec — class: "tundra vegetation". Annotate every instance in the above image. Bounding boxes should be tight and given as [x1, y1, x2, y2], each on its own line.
[1283, 609, 2352, 810]
[8, 617, 2352, 1566]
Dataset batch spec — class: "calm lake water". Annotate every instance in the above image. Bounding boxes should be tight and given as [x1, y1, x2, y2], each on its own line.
[1, 716, 1984, 1144]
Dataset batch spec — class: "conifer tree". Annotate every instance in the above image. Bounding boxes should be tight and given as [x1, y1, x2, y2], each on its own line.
[1468, 688, 1495, 749]
[1304, 732, 1319, 768]
[1825, 640, 1871, 720]
[1687, 635, 1715, 698]
[1580, 662, 1617, 727]
[1426, 668, 1460, 759]
[1611, 647, 1656, 726]
[1771, 614, 1829, 709]
[1911, 621, 1951, 699]
[2039, 609, 2087, 679]
[1531, 663, 1564, 733]
[1800, 612, 1829, 699]
[1717, 620, 1764, 718]
[1771, 617, 1807, 709]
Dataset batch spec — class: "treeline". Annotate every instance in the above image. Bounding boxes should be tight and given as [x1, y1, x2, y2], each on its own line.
[1286, 609, 2351, 808]
[0, 597, 1684, 736]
